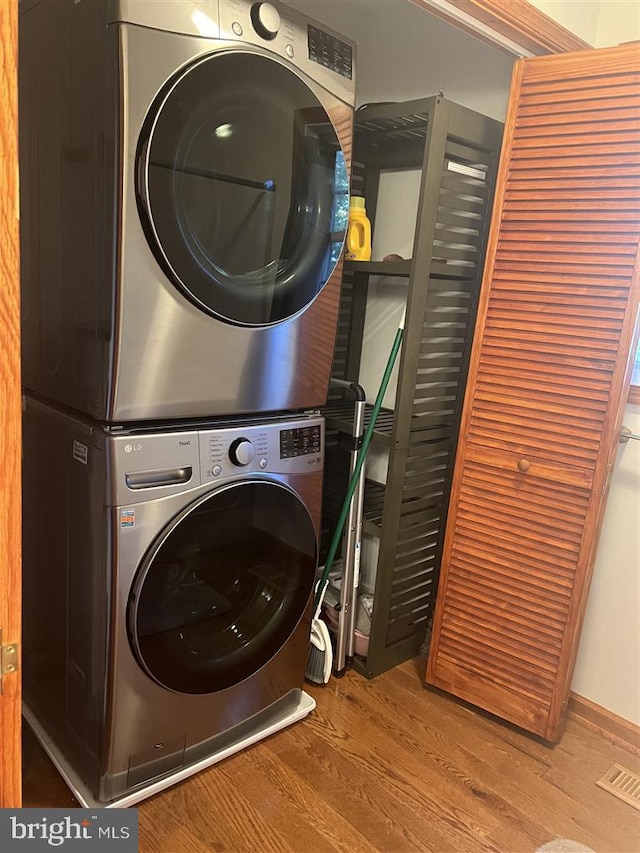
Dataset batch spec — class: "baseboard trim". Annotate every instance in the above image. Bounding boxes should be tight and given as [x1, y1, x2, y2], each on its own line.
[568, 693, 640, 756]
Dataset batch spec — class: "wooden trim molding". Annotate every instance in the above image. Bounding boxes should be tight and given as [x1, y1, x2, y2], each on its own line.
[410, 0, 591, 56]
[0, 0, 22, 809]
[569, 693, 640, 757]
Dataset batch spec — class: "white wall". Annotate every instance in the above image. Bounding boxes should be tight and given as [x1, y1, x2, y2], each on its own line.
[572, 407, 640, 724]
[528, 0, 600, 45]
[595, 0, 640, 46]
[529, 0, 640, 48]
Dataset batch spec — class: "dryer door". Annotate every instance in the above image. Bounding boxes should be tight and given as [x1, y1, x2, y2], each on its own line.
[137, 50, 349, 326]
[128, 480, 317, 694]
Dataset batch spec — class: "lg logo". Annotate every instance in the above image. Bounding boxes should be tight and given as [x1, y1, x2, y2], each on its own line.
[123, 443, 143, 454]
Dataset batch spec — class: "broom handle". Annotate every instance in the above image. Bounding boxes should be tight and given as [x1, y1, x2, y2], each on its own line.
[314, 310, 406, 611]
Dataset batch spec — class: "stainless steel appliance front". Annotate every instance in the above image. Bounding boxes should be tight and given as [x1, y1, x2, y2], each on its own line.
[20, 0, 355, 421]
[22, 396, 324, 803]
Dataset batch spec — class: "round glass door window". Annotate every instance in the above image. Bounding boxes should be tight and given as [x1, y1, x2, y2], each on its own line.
[128, 481, 317, 694]
[137, 50, 349, 326]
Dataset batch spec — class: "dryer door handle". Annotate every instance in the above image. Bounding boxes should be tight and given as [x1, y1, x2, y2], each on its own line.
[126, 466, 192, 490]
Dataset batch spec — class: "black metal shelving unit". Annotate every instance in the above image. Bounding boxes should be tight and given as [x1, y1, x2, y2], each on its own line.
[321, 95, 504, 678]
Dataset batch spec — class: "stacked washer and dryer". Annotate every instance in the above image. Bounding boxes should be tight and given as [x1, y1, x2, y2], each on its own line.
[19, 0, 354, 806]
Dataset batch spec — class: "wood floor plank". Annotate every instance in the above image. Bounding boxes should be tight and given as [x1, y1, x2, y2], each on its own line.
[305, 678, 548, 852]
[391, 662, 639, 850]
[22, 661, 640, 853]
[204, 743, 373, 853]
[140, 766, 296, 853]
[353, 665, 596, 845]
[140, 823, 212, 853]
[267, 722, 454, 852]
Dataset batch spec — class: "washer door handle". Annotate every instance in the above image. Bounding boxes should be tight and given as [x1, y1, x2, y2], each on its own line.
[137, 136, 151, 215]
[126, 466, 192, 490]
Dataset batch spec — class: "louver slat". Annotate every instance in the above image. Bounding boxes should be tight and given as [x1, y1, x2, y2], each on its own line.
[426, 43, 640, 741]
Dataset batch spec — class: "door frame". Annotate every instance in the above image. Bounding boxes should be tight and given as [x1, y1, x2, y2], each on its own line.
[0, 0, 21, 810]
[410, 0, 591, 56]
[0, 0, 594, 810]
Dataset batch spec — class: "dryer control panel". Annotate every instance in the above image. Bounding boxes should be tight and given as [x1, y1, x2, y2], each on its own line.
[110, 1, 355, 106]
[219, 0, 356, 106]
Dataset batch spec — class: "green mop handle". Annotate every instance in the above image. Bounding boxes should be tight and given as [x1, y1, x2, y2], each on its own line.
[314, 309, 406, 611]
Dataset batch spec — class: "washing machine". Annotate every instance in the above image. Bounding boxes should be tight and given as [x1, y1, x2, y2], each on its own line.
[19, 0, 355, 422]
[22, 395, 324, 806]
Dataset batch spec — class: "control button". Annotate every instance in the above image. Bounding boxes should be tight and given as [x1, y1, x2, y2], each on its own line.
[231, 21, 243, 36]
[212, 465, 222, 477]
[229, 438, 256, 467]
[259, 458, 268, 469]
[285, 44, 294, 58]
[251, 2, 280, 40]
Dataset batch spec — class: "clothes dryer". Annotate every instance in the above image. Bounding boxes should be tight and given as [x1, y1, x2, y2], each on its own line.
[20, 0, 354, 421]
[22, 396, 324, 805]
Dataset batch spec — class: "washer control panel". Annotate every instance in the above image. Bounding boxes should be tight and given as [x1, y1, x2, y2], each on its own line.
[201, 415, 324, 481]
[279, 423, 322, 459]
[250, 2, 280, 40]
[229, 436, 256, 466]
[110, 415, 323, 505]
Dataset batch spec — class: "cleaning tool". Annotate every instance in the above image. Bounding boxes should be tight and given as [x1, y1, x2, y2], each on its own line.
[306, 583, 334, 684]
[306, 309, 406, 683]
[331, 379, 366, 677]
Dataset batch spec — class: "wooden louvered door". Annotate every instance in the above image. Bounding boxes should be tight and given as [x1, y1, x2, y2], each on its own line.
[426, 43, 640, 742]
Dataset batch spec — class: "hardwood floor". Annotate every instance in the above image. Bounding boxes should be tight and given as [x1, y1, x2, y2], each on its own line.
[23, 660, 640, 852]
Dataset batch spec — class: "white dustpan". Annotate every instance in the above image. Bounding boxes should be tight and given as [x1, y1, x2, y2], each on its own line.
[306, 579, 333, 684]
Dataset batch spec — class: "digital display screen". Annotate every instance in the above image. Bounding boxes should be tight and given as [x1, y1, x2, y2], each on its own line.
[280, 425, 322, 459]
[308, 25, 353, 80]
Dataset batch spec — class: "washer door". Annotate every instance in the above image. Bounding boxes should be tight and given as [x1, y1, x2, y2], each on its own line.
[128, 480, 317, 694]
[137, 50, 349, 326]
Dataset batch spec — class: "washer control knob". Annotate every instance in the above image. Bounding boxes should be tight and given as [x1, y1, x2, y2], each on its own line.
[251, 2, 280, 40]
[229, 438, 256, 467]
[259, 458, 268, 469]
[212, 465, 222, 477]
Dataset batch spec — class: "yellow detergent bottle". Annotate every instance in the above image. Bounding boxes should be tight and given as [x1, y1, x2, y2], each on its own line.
[345, 196, 372, 261]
